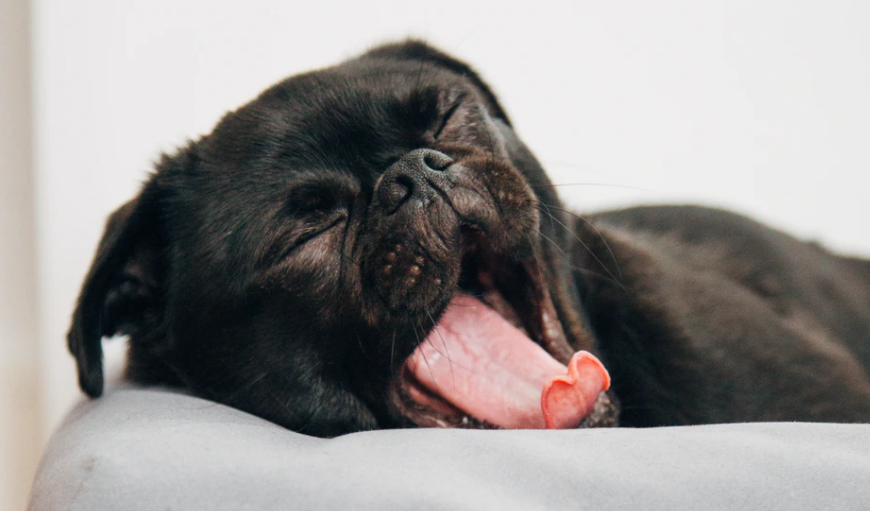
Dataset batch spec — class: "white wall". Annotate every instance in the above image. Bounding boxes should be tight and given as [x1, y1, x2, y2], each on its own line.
[32, 0, 870, 448]
[0, 0, 39, 509]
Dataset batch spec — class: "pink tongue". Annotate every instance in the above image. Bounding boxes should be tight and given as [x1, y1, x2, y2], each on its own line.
[406, 293, 610, 429]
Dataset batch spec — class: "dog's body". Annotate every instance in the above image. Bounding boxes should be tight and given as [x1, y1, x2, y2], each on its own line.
[576, 206, 870, 425]
[69, 41, 870, 436]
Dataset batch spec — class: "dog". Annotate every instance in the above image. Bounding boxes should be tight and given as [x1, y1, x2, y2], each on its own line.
[68, 41, 870, 437]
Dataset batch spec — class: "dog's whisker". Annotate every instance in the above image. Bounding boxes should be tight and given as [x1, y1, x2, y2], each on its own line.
[390, 329, 397, 377]
[338, 251, 362, 269]
[569, 264, 626, 287]
[355, 334, 369, 360]
[542, 203, 622, 278]
[424, 308, 459, 391]
[412, 320, 447, 400]
[538, 201, 559, 242]
[532, 224, 623, 289]
[537, 205, 625, 291]
[536, 228, 567, 257]
[544, 204, 624, 280]
[193, 369, 271, 412]
[535, 182, 659, 193]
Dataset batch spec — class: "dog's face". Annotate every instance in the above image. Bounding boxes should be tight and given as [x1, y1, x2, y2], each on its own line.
[69, 42, 601, 436]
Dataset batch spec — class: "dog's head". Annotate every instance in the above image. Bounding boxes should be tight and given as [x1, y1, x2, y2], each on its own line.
[68, 41, 603, 436]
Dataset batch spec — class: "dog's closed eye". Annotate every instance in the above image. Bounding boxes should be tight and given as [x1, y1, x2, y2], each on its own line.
[432, 100, 464, 140]
[286, 185, 342, 217]
[251, 186, 349, 269]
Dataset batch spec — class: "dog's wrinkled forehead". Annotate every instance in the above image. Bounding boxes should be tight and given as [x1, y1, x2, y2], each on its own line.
[199, 59, 487, 185]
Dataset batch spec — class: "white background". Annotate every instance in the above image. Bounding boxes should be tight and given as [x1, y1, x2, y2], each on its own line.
[3, 0, 869, 508]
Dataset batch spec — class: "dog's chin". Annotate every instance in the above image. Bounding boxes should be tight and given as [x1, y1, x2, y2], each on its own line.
[384, 229, 585, 430]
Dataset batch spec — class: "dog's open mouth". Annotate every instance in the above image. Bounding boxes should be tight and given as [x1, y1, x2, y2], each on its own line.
[389, 231, 612, 430]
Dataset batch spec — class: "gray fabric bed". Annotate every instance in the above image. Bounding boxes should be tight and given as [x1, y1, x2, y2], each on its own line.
[29, 385, 870, 511]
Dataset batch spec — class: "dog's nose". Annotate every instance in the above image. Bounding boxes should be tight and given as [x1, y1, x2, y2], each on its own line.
[377, 149, 453, 212]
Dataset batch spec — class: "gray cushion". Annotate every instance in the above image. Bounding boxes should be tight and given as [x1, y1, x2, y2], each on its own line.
[29, 385, 870, 510]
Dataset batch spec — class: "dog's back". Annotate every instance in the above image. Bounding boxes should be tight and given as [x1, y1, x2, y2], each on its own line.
[571, 205, 870, 426]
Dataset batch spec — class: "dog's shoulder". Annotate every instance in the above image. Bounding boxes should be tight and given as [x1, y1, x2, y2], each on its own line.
[580, 205, 870, 326]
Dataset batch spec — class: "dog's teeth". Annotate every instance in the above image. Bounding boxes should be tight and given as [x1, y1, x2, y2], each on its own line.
[409, 265, 421, 276]
[462, 416, 470, 425]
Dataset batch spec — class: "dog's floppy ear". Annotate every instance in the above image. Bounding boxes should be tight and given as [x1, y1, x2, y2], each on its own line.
[361, 40, 512, 127]
[67, 172, 169, 397]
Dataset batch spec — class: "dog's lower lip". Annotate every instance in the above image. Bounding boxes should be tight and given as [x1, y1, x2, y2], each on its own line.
[390, 365, 498, 429]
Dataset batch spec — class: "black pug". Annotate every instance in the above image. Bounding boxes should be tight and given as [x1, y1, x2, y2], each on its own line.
[69, 41, 870, 436]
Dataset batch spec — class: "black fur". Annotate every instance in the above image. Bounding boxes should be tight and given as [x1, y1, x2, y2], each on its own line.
[69, 41, 870, 436]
